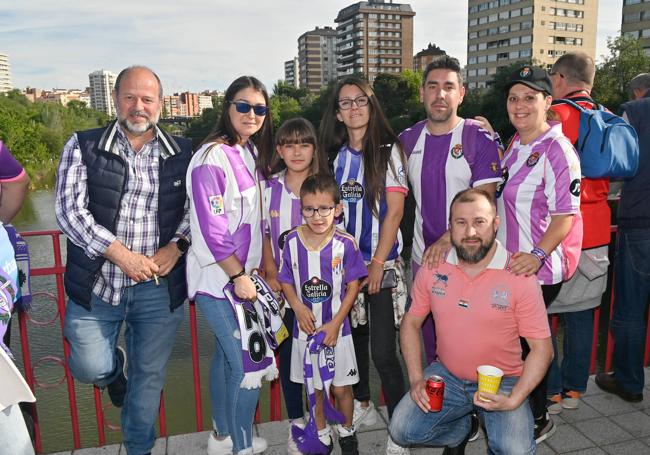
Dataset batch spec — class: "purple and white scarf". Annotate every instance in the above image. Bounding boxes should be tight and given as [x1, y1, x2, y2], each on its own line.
[223, 274, 286, 389]
[291, 331, 345, 454]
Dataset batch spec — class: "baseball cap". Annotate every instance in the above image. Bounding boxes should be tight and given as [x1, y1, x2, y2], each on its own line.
[505, 66, 552, 96]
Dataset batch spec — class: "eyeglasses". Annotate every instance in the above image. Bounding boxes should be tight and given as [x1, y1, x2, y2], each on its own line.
[337, 95, 370, 110]
[230, 101, 269, 116]
[301, 206, 335, 218]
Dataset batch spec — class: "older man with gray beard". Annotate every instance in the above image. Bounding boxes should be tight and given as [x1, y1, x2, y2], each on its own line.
[55, 66, 193, 455]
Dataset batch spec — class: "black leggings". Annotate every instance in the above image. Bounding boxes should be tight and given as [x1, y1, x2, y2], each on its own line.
[351, 288, 405, 418]
[522, 283, 562, 420]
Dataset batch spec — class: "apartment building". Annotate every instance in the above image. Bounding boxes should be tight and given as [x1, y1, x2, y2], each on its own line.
[284, 57, 300, 87]
[0, 53, 13, 93]
[413, 43, 446, 72]
[88, 69, 117, 115]
[466, 0, 598, 89]
[622, 0, 650, 54]
[335, 0, 415, 83]
[298, 26, 338, 93]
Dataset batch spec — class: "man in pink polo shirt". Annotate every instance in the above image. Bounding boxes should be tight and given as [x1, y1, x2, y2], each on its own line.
[389, 189, 552, 455]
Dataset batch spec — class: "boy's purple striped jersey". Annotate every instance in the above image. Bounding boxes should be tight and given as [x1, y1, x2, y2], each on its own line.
[277, 227, 367, 341]
[263, 170, 304, 268]
[399, 119, 502, 265]
[332, 143, 408, 262]
[496, 122, 582, 285]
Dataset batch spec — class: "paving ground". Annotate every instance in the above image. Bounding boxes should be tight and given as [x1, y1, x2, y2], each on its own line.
[48, 371, 650, 455]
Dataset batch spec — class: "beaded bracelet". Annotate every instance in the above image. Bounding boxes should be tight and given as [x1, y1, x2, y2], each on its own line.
[530, 247, 548, 265]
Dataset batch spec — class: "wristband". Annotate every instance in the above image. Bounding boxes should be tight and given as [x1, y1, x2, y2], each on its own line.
[229, 269, 247, 283]
[530, 247, 548, 265]
[371, 256, 385, 266]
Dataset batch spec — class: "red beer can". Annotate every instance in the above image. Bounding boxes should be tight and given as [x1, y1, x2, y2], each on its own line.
[426, 375, 445, 412]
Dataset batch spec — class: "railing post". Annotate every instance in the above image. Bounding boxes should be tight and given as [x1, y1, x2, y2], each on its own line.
[189, 301, 204, 432]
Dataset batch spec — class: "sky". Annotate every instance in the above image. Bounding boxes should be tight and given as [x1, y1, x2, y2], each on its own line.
[0, 1, 623, 94]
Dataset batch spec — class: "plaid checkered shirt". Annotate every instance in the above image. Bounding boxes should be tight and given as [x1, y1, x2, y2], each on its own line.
[55, 123, 190, 305]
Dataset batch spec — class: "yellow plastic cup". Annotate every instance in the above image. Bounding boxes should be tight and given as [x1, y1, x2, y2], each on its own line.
[477, 365, 504, 402]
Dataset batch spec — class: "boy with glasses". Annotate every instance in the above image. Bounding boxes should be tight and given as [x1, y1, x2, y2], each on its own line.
[278, 174, 367, 455]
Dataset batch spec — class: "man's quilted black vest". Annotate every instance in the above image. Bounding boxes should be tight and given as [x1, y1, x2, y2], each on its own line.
[64, 122, 192, 311]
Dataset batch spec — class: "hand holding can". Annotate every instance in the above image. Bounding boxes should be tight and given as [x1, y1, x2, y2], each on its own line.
[426, 375, 445, 411]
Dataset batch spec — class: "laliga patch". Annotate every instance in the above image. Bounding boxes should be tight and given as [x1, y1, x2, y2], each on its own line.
[340, 179, 364, 202]
[278, 229, 291, 250]
[301, 276, 332, 304]
[208, 195, 225, 215]
[526, 152, 540, 167]
[570, 179, 581, 197]
[450, 144, 463, 159]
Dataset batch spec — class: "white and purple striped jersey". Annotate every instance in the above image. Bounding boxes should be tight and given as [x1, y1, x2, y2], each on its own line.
[186, 141, 264, 299]
[277, 227, 367, 341]
[496, 122, 582, 285]
[333, 144, 408, 262]
[263, 170, 303, 268]
[399, 119, 502, 265]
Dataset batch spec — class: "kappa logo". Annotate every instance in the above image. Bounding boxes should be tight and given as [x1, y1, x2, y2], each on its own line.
[490, 162, 498, 173]
[450, 144, 463, 159]
[270, 210, 280, 218]
[570, 179, 581, 197]
[347, 369, 357, 377]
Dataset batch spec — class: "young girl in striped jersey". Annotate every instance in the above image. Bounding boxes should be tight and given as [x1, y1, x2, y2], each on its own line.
[260, 118, 328, 455]
[320, 77, 409, 454]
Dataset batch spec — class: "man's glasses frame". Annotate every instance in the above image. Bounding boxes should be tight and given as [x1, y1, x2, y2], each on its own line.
[301, 206, 335, 218]
[230, 101, 269, 116]
[337, 95, 370, 110]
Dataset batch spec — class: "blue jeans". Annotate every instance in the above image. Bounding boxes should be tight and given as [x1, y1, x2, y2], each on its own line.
[64, 279, 183, 455]
[279, 308, 304, 420]
[196, 294, 261, 453]
[612, 228, 650, 394]
[547, 309, 594, 394]
[389, 362, 535, 454]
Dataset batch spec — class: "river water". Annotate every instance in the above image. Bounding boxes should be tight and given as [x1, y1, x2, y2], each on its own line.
[10, 190, 355, 453]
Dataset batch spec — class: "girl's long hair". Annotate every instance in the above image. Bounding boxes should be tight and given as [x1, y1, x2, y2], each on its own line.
[319, 76, 405, 216]
[261, 117, 328, 178]
[200, 76, 273, 166]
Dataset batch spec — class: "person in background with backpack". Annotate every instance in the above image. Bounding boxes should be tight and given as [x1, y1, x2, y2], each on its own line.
[595, 73, 650, 403]
[545, 52, 611, 414]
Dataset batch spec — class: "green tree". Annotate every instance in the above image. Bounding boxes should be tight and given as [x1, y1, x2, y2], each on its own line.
[592, 35, 650, 113]
[185, 107, 219, 147]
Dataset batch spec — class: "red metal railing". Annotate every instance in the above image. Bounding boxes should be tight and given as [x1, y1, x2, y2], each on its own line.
[13, 228, 650, 453]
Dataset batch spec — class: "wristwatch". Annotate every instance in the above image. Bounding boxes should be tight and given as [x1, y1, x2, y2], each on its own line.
[175, 238, 190, 255]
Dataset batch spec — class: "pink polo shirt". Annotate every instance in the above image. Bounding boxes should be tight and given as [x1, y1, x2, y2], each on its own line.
[410, 240, 550, 381]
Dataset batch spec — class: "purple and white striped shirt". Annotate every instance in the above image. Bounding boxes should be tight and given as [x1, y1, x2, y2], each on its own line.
[399, 119, 502, 265]
[262, 171, 303, 269]
[496, 122, 582, 285]
[55, 123, 190, 305]
[186, 141, 264, 299]
[277, 227, 367, 341]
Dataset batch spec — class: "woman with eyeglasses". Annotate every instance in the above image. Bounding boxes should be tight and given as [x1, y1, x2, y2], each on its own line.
[320, 76, 409, 454]
[186, 76, 273, 455]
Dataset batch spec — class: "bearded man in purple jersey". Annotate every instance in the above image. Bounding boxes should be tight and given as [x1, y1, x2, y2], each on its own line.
[398, 56, 502, 365]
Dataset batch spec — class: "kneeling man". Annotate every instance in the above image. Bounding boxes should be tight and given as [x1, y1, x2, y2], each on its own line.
[389, 189, 552, 454]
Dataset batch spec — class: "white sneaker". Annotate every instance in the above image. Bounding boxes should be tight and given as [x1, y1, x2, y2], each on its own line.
[287, 420, 304, 455]
[352, 399, 378, 428]
[207, 431, 268, 454]
[386, 435, 409, 455]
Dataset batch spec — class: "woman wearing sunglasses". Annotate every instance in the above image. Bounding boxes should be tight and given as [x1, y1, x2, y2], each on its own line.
[320, 77, 409, 454]
[186, 76, 273, 455]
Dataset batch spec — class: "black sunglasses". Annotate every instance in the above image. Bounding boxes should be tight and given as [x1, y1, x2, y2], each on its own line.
[230, 101, 269, 116]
